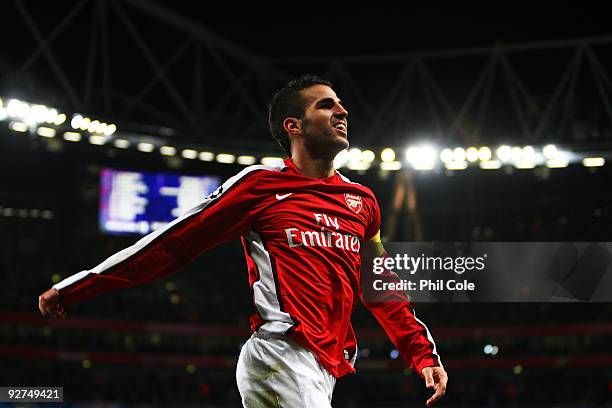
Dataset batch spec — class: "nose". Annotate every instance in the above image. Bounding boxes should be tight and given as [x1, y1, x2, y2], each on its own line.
[335, 103, 348, 119]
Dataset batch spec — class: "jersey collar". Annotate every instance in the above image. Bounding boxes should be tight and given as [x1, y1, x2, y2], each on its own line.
[283, 157, 340, 184]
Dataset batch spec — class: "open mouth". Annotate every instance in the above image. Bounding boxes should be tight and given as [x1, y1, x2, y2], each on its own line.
[332, 122, 347, 136]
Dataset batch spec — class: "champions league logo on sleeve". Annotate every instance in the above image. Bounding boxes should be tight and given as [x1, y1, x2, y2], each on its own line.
[344, 193, 362, 214]
[208, 185, 223, 199]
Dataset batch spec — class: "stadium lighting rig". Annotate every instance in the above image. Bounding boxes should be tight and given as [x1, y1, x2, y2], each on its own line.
[70, 114, 116, 137]
[395, 143, 607, 172]
[0, 96, 117, 144]
[0, 96, 609, 173]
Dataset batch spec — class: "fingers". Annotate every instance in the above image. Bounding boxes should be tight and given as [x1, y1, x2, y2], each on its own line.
[39, 292, 54, 317]
[424, 367, 448, 407]
[54, 304, 67, 319]
[43, 302, 66, 318]
[438, 369, 448, 390]
[426, 386, 444, 407]
[422, 367, 435, 389]
[38, 295, 48, 316]
[38, 288, 66, 319]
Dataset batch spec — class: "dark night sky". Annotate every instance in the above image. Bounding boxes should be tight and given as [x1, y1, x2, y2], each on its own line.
[162, 3, 612, 58]
[3, 1, 612, 142]
[5, 2, 612, 67]
[3, 2, 611, 65]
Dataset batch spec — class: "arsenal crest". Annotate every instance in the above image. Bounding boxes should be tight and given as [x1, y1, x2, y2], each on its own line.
[344, 193, 362, 214]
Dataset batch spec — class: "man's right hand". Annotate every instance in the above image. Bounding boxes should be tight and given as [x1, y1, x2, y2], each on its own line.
[38, 288, 66, 318]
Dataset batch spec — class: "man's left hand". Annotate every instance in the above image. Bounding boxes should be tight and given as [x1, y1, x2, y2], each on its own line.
[422, 366, 448, 407]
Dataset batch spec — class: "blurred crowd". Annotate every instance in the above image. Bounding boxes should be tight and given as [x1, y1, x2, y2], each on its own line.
[1, 159, 611, 407]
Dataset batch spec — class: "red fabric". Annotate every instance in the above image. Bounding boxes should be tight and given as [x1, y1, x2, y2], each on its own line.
[56, 158, 440, 378]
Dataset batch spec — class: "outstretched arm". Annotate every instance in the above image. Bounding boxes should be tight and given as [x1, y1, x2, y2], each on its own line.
[38, 167, 266, 315]
[360, 231, 447, 407]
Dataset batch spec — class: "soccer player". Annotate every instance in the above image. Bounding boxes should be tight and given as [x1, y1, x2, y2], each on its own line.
[39, 75, 447, 407]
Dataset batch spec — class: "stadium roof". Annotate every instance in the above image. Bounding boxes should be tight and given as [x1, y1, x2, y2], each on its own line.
[2, 2, 612, 154]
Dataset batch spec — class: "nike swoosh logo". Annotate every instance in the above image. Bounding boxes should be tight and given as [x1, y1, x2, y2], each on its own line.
[275, 193, 293, 200]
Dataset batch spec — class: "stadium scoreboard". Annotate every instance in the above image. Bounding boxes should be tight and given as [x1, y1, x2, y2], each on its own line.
[99, 168, 221, 235]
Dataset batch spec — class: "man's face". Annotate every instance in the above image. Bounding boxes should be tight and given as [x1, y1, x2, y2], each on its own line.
[298, 84, 349, 157]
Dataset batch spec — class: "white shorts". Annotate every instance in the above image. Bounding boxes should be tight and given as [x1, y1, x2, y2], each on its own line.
[236, 333, 337, 408]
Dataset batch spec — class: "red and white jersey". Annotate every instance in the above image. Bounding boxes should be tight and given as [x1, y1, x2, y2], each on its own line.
[54, 158, 441, 378]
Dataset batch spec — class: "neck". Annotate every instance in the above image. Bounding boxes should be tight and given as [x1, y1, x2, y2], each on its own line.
[291, 149, 335, 179]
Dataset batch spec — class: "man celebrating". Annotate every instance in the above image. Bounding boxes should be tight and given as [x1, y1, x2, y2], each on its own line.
[39, 75, 447, 407]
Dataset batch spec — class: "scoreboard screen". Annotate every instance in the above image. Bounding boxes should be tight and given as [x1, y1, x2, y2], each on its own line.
[99, 168, 221, 235]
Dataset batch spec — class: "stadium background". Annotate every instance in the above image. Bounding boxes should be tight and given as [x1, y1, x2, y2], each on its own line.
[1, 2, 611, 407]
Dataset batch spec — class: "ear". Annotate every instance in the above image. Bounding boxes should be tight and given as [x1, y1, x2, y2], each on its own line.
[283, 117, 302, 137]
